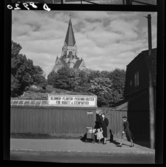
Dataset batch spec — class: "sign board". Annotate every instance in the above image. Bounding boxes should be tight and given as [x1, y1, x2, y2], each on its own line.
[87, 111, 93, 114]
[48, 94, 97, 107]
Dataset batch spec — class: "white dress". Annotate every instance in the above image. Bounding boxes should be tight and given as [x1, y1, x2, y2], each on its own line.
[96, 131, 103, 140]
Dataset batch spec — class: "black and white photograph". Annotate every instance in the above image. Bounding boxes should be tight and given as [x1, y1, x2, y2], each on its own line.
[12, 0, 157, 5]
[8, 9, 159, 163]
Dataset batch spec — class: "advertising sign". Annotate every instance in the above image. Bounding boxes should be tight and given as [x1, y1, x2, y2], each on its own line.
[48, 94, 97, 107]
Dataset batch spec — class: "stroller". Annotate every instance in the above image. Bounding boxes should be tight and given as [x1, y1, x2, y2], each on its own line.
[85, 127, 96, 143]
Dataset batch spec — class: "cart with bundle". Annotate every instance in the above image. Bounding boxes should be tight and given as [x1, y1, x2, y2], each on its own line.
[85, 127, 96, 143]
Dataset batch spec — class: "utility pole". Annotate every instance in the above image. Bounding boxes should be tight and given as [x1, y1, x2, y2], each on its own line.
[61, 0, 66, 4]
[146, 14, 155, 149]
[125, 0, 132, 5]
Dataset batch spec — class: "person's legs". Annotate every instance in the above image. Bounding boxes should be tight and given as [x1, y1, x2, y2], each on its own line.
[92, 133, 95, 143]
[120, 132, 124, 146]
[98, 139, 100, 143]
[130, 139, 134, 147]
[103, 137, 106, 144]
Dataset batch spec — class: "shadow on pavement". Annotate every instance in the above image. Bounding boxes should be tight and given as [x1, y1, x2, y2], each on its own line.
[80, 133, 87, 142]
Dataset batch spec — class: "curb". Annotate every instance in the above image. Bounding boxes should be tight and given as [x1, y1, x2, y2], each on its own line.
[10, 149, 155, 155]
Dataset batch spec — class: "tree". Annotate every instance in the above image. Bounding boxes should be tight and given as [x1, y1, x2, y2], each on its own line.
[53, 68, 82, 91]
[47, 71, 58, 86]
[11, 41, 46, 97]
[32, 65, 47, 89]
[87, 69, 126, 106]
[87, 70, 101, 81]
[88, 77, 113, 107]
[53, 67, 71, 90]
[47, 67, 126, 107]
[11, 41, 33, 96]
[75, 69, 90, 93]
[109, 68, 126, 101]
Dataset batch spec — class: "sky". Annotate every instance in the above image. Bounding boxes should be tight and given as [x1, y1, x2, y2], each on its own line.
[12, 11, 157, 77]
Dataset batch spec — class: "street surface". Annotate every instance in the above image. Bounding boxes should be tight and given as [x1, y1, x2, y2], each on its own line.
[10, 151, 155, 163]
[10, 138, 155, 163]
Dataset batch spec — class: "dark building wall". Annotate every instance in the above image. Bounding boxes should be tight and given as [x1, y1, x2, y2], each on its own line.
[123, 49, 156, 148]
[124, 55, 149, 98]
[127, 90, 150, 147]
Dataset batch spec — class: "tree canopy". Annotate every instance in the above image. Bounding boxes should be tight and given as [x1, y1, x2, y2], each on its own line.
[11, 41, 47, 97]
[47, 67, 126, 107]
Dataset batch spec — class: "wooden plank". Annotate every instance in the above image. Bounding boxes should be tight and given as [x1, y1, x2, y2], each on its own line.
[10, 108, 14, 133]
[45, 109, 49, 134]
[119, 111, 122, 133]
[115, 111, 118, 135]
[112, 110, 114, 133]
[49, 109, 52, 134]
[40, 109, 44, 134]
[33, 109, 36, 133]
[37, 109, 42, 134]
[24, 108, 28, 133]
[64, 109, 68, 134]
[114, 111, 117, 135]
[20, 109, 23, 133]
[43, 110, 46, 134]
[32, 108, 35, 133]
[52, 109, 56, 134]
[118, 111, 121, 134]
[57, 109, 60, 133]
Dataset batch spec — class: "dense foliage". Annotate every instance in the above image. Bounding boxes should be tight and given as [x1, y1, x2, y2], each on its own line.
[47, 68, 126, 107]
[11, 41, 47, 97]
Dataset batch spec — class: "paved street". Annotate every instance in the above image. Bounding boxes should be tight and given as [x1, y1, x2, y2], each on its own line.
[10, 150, 155, 163]
[10, 138, 155, 163]
[10, 138, 155, 153]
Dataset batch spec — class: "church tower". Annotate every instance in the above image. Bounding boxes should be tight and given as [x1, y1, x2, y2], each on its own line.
[52, 17, 86, 73]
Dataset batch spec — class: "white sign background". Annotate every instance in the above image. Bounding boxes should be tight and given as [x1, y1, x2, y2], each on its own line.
[48, 94, 97, 107]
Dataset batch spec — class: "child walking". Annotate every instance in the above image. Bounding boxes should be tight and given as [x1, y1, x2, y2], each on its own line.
[118, 116, 134, 147]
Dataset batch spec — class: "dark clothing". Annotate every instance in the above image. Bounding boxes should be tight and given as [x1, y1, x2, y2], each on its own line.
[95, 114, 102, 129]
[123, 121, 134, 141]
[101, 118, 109, 138]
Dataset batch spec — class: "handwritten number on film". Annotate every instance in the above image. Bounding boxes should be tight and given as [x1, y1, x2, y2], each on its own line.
[7, 3, 51, 11]
[23, 3, 30, 10]
[43, 3, 51, 11]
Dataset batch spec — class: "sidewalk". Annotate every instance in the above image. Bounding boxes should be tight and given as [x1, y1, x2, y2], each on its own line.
[10, 138, 155, 154]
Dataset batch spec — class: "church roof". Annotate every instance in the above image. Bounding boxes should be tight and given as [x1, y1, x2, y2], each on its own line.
[65, 18, 76, 46]
[60, 57, 69, 69]
[73, 59, 83, 69]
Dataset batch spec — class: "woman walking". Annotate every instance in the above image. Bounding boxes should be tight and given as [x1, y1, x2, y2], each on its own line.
[101, 113, 109, 144]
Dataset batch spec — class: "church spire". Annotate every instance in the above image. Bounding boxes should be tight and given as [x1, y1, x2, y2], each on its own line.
[64, 17, 76, 46]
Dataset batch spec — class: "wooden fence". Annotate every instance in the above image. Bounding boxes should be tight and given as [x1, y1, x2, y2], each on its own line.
[11, 106, 96, 137]
[10, 106, 127, 138]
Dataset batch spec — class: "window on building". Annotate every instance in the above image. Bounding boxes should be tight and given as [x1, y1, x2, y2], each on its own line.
[134, 71, 139, 87]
